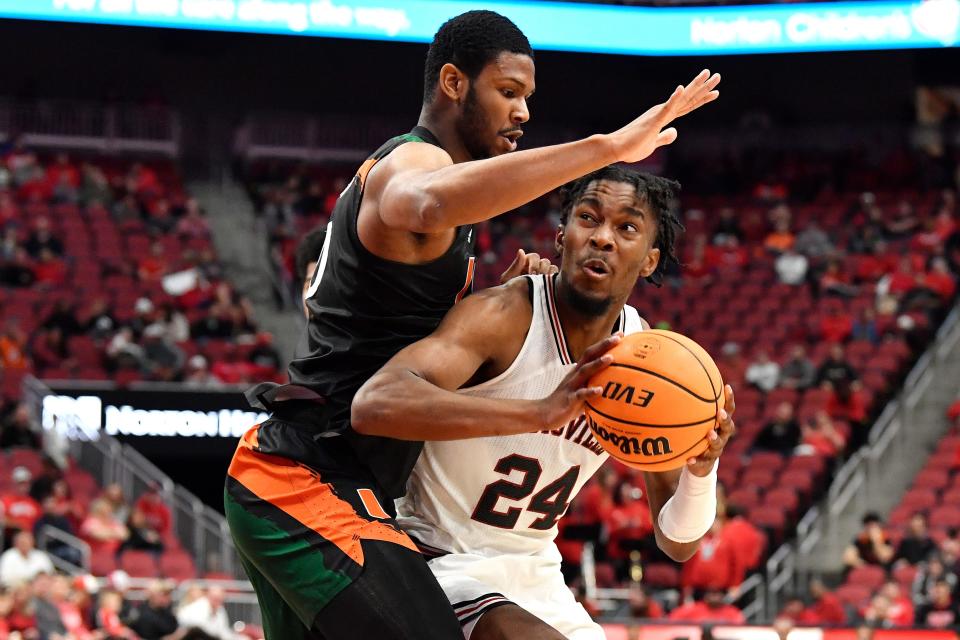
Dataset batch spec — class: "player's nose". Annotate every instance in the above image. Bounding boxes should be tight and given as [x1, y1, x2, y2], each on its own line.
[589, 225, 615, 250]
[512, 98, 530, 124]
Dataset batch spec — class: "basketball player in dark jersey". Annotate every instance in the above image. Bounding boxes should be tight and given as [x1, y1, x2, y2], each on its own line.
[224, 10, 721, 640]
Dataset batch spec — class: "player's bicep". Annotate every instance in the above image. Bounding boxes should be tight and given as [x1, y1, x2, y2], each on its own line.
[367, 143, 453, 232]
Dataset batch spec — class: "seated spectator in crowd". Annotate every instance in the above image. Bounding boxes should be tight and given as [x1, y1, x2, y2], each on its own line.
[31, 573, 69, 640]
[878, 581, 914, 627]
[775, 248, 809, 286]
[753, 402, 801, 455]
[720, 504, 766, 591]
[141, 324, 185, 381]
[705, 236, 748, 272]
[819, 260, 859, 298]
[80, 499, 129, 556]
[0, 247, 36, 288]
[0, 531, 53, 587]
[33, 248, 67, 288]
[0, 587, 12, 638]
[138, 242, 170, 282]
[82, 297, 117, 341]
[713, 207, 743, 245]
[913, 555, 959, 606]
[249, 332, 282, 373]
[919, 256, 957, 304]
[800, 578, 847, 626]
[96, 588, 137, 639]
[1, 467, 42, 538]
[183, 355, 225, 389]
[0, 319, 30, 370]
[53, 574, 94, 640]
[128, 579, 180, 640]
[798, 411, 847, 458]
[146, 199, 177, 235]
[0, 405, 41, 449]
[134, 483, 172, 539]
[819, 304, 854, 342]
[5, 581, 36, 635]
[106, 327, 147, 372]
[794, 219, 834, 259]
[102, 483, 131, 524]
[886, 200, 919, 239]
[176, 199, 212, 240]
[896, 513, 938, 566]
[716, 341, 747, 389]
[817, 344, 859, 392]
[42, 300, 82, 338]
[30, 326, 72, 375]
[844, 512, 895, 570]
[764, 218, 795, 255]
[32, 496, 83, 567]
[177, 585, 240, 640]
[680, 521, 738, 597]
[851, 307, 881, 345]
[915, 580, 958, 629]
[668, 589, 745, 624]
[121, 507, 164, 555]
[627, 585, 664, 620]
[779, 345, 816, 390]
[23, 217, 63, 259]
[745, 350, 780, 393]
[605, 479, 653, 570]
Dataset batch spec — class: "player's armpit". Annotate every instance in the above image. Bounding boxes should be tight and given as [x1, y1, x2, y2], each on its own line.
[351, 280, 538, 441]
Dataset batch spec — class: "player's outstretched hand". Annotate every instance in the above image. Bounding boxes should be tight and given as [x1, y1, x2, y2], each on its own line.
[500, 248, 559, 284]
[608, 69, 721, 164]
[687, 384, 736, 477]
[535, 333, 622, 431]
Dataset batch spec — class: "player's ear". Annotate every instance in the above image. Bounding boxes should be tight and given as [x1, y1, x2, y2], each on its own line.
[438, 63, 467, 104]
[639, 247, 660, 279]
[555, 225, 565, 256]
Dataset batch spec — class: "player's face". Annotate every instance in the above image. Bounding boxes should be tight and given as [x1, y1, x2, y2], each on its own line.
[556, 180, 660, 316]
[457, 52, 534, 159]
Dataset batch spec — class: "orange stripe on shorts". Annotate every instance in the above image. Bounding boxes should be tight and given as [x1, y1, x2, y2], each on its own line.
[227, 425, 417, 566]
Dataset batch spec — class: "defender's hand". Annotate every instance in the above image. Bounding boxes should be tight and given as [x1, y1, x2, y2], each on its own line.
[500, 248, 558, 284]
[534, 333, 622, 430]
[608, 69, 721, 164]
[687, 384, 736, 477]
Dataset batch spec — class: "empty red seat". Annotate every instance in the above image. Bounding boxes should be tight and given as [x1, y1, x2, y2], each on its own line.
[160, 549, 197, 581]
[749, 451, 785, 471]
[913, 469, 951, 491]
[834, 584, 872, 608]
[899, 489, 938, 513]
[929, 506, 960, 529]
[119, 550, 159, 578]
[763, 488, 800, 516]
[642, 562, 679, 588]
[90, 549, 117, 576]
[893, 563, 918, 589]
[846, 564, 887, 590]
[7, 448, 44, 477]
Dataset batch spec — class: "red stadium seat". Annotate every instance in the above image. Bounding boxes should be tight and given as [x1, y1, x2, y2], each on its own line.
[846, 565, 887, 590]
[912, 469, 951, 492]
[778, 471, 815, 500]
[727, 488, 762, 512]
[763, 488, 800, 517]
[893, 563, 918, 589]
[899, 489, 938, 513]
[7, 448, 44, 477]
[749, 506, 787, 545]
[119, 550, 159, 578]
[928, 506, 960, 530]
[834, 584, 872, 608]
[160, 549, 197, 581]
[642, 563, 680, 588]
[90, 549, 118, 577]
[748, 452, 785, 471]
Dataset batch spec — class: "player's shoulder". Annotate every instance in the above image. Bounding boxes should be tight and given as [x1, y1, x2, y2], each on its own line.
[460, 277, 534, 318]
[371, 137, 452, 178]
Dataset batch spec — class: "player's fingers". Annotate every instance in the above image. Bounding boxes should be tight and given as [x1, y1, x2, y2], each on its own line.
[499, 249, 526, 283]
[655, 128, 678, 149]
[578, 332, 623, 366]
[724, 384, 736, 415]
[573, 386, 604, 401]
[572, 354, 614, 383]
[549, 264, 559, 275]
[658, 86, 685, 122]
[538, 258, 554, 275]
[677, 91, 720, 117]
[683, 69, 711, 98]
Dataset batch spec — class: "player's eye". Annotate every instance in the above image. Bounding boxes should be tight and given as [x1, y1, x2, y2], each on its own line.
[621, 223, 639, 233]
[579, 212, 598, 224]
[501, 89, 515, 98]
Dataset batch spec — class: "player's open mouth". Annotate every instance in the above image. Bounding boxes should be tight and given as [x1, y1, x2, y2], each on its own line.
[582, 259, 610, 278]
[500, 131, 522, 150]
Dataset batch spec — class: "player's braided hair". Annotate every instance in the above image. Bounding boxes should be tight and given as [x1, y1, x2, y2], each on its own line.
[423, 11, 533, 103]
[559, 166, 683, 287]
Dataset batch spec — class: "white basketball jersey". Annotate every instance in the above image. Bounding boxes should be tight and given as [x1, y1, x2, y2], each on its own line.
[396, 274, 643, 558]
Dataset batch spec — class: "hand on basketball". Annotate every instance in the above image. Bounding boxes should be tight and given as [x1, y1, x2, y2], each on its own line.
[607, 69, 721, 164]
[535, 333, 622, 431]
[687, 384, 736, 477]
[500, 248, 558, 284]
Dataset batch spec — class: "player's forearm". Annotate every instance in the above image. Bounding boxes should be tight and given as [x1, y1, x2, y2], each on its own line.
[406, 135, 616, 232]
[352, 369, 544, 440]
[643, 470, 705, 562]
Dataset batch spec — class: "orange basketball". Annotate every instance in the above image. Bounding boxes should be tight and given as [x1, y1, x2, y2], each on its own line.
[585, 330, 723, 471]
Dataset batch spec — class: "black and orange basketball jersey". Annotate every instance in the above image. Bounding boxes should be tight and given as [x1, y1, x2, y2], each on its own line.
[248, 126, 476, 499]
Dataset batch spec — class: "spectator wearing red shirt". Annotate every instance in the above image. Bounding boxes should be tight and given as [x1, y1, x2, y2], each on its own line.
[33, 248, 67, 287]
[80, 499, 129, 556]
[133, 483, 172, 538]
[628, 586, 664, 620]
[705, 236, 748, 271]
[1, 467, 42, 537]
[879, 581, 914, 627]
[45, 153, 80, 190]
[605, 479, 653, 564]
[799, 411, 847, 458]
[138, 242, 169, 282]
[0, 588, 11, 640]
[668, 590, 745, 624]
[920, 257, 957, 303]
[720, 504, 766, 587]
[819, 305, 854, 343]
[887, 256, 920, 297]
[96, 589, 137, 639]
[680, 520, 739, 596]
[30, 326, 72, 374]
[799, 578, 847, 626]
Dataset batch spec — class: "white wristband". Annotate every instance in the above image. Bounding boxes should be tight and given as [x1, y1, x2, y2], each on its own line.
[656, 460, 718, 544]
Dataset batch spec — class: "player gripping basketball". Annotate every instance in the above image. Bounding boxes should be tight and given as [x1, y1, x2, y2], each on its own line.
[354, 166, 736, 640]
[225, 10, 721, 640]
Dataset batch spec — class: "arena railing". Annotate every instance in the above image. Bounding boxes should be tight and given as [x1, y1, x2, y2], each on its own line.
[23, 377, 242, 581]
[36, 524, 92, 574]
[0, 99, 179, 156]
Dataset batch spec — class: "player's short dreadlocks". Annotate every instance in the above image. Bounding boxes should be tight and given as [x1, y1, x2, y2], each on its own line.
[559, 166, 684, 287]
[423, 11, 533, 103]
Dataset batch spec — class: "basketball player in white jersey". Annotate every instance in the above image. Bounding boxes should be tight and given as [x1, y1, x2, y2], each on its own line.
[353, 166, 736, 640]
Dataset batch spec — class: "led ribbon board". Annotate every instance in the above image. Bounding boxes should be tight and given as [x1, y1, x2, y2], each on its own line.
[0, 1, 958, 56]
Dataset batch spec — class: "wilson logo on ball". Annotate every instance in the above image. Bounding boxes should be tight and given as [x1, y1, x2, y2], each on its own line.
[589, 418, 673, 457]
[601, 381, 655, 408]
